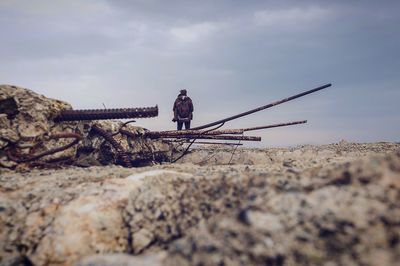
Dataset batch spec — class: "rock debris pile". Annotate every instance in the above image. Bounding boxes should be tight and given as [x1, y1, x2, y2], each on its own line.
[166, 150, 400, 266]
[0, 85, 399, 266]
[0, 85, 173, 170]
[0, 142, 398, 265]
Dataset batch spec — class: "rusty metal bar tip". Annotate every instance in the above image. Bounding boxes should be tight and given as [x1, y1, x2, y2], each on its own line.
[191, 84, 331, 130]
[243, 120, 307, 132]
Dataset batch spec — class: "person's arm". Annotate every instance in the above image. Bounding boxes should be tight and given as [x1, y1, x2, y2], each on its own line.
[172, 98, 178, 121]
[189, 98, 194, 112]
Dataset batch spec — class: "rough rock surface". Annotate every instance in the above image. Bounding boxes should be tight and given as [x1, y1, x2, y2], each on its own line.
[1, 84, 400, 266]
[0, 85, 173, 169]
[1, 142, 399, 265]
[166, 149, 400, 266]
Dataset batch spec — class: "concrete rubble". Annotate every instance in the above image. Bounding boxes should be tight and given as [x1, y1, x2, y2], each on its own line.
[0, 85, 399, 266]
[0, 85, 174, 170]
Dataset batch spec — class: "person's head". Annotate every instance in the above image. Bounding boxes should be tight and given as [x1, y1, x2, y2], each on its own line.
[180, 89, 187, 96]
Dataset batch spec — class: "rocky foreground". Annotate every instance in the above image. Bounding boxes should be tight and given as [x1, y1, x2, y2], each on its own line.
[1, 85, 400, 265]
[1, 142, 400, 266]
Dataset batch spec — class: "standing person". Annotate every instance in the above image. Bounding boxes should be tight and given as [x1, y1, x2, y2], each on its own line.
[172, 89, 194, 130]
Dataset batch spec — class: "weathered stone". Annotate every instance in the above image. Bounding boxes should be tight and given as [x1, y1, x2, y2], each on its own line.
[0, 156, 17, 168]
[76, 253, 165, 266]
[132, 228, 154, 253]
[1, 85, 400, 266]
[164, 150, 400, 266]
[1, 146, 400, 265]
[0, 85, 174, 168]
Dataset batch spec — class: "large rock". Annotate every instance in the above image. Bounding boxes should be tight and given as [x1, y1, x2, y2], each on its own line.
[0, 85, 173, 169]
[30, 170, 192, 265]
[1, 85, 400, 266]
[0, 166, 248, 265]
[164, 151, 400, 266]
[1, 145, 399, 265]
[76, 253, 165, 266]
[0, 85, 71, 140]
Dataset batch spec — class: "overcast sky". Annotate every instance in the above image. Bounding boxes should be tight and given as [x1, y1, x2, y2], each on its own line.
[1, 0, 399, 147]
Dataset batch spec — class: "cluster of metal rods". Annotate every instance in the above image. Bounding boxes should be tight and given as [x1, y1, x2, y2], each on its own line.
[91, 125, 132, 167]
[143, 84, 331, 148]
[146, 120, 307, 143]
[7, 106, 158, 166]
[7, 83, 331, 167]
[146, 83, 331, 162]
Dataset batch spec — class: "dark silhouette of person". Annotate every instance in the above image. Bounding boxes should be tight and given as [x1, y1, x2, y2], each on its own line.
[172, 89, 194, 130]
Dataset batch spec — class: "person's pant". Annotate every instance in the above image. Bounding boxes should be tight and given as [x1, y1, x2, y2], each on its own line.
[177, 120, 191, 130]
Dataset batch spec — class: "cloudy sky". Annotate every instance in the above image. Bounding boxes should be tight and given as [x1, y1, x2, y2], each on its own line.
[1, 0, 399, 146]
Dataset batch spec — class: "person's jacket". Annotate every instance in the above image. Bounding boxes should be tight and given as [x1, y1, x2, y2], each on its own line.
[173, 95, 194, 121]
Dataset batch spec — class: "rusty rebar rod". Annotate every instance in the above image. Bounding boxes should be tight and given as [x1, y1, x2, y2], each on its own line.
[192, 141, 243, 146]
[54, 106, 158, 122]
[148, 120, 308, 138]
[243, 120, 307, 132]
[119, 129, 138, 138]
[164, 140, 243, 146]
[8, 132, 82, 163]
[163, 135, 261, 141]
[145, 128, 244, 137]
[191, 83, 331, 130]
[121, 128, 259, 141]
[91, 125, 132, 167]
